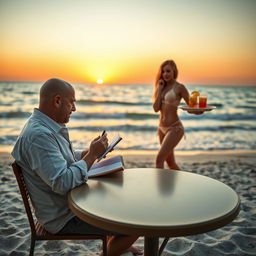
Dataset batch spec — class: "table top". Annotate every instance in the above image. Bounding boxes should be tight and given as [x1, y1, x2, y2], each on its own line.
[68, 168, 240, 237]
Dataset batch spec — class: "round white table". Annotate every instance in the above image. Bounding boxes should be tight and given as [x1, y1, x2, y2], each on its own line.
[68, 168, 240, 255]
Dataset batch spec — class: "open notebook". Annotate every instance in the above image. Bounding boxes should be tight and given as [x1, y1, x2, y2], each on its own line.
[88, 155, 124, 178]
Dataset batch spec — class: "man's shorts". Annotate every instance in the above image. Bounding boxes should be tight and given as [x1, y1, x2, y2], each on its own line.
[57, 216, 124, 236]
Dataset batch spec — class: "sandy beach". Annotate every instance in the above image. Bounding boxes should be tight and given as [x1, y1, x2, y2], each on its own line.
[0, 150, 255, 256]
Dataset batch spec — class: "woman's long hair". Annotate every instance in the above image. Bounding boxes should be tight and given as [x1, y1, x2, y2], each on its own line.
[153, 60, 178, 100]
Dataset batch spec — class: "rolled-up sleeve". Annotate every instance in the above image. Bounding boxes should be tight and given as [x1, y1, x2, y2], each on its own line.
[74, 150, 83, 161]
[28, 133, 89, 194]
[74, 159, 88, 181]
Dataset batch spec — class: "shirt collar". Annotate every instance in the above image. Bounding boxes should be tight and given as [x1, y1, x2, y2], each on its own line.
[32, 108, 67, 134]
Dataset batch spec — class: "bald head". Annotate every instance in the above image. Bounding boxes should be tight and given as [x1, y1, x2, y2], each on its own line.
[39, 78, 76, 123]
[40, 78, 73, 103]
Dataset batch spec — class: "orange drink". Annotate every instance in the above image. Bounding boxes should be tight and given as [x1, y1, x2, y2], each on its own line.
[189, 95, 197, 107]
[191, 91, 200, 97]
[199, 95, 207, 108]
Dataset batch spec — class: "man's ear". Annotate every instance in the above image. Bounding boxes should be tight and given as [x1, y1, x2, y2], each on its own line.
[53, 94, 61, 108]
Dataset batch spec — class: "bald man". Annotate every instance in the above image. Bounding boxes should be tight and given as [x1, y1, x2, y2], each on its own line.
[12, 78, 142, 256]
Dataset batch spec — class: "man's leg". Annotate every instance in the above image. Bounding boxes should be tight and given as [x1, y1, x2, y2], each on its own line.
[106, 236, 143, 256]
[58, 217, 143, 255]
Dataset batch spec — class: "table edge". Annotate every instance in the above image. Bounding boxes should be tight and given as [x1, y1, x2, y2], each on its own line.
[68, 191, 240, 237]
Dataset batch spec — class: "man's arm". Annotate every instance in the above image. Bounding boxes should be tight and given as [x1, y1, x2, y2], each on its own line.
[28, 133, 90, 194]
[74, 149, 88, 160]
[28, 132, 108, 195]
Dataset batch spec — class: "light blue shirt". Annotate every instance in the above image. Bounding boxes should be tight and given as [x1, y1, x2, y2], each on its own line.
[12, 108, 88, 233]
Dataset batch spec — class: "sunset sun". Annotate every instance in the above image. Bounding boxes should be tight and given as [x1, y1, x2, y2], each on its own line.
[97, 79, 104, 85]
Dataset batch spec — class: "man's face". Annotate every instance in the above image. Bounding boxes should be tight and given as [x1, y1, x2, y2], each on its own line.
[57, 88, 76, 124]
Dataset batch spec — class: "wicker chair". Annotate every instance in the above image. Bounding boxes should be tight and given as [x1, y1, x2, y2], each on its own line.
[12, 162, 107, 256]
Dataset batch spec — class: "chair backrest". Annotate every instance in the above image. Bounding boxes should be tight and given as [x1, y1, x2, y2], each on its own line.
[12, 162, 37, 235]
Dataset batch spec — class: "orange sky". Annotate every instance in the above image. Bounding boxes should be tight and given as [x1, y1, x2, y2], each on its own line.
[1, 0, 256, 85]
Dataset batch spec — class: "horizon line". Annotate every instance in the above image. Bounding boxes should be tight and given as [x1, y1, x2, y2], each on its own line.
[0, 80, 255, 87]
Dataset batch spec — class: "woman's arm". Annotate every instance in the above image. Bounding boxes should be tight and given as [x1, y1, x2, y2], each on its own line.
[153, 80, 164, 112]
[179, 83, 190, 105]
[180, 84, 203, 115]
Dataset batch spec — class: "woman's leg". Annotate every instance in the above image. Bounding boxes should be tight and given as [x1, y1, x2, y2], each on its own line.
[156, 128, 183, 170]
[165, 128, 184, 170]
[156, 128, 166, 168]
[166, 150, 180, 170]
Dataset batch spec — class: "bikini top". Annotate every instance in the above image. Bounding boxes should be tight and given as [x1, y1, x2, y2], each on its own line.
[162, 86, 180, 107]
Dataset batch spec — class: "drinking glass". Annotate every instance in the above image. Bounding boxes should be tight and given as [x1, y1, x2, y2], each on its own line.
[199, 95, 207, 108]
[189, 95, 197, 107]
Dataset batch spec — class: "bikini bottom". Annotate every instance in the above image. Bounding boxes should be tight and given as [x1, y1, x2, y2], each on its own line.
[158, 120, 184, 136]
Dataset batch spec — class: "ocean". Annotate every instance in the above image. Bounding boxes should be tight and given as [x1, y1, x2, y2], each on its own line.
[0, 82, 255, 153]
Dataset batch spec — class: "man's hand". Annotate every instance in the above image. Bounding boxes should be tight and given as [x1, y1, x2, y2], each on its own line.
[81, 150, 88, 158]
[82, 134, 108, 169]
[89, 134, 108, 159]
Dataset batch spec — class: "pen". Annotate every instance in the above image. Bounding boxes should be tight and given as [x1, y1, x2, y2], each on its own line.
[101, 130, 106, 136]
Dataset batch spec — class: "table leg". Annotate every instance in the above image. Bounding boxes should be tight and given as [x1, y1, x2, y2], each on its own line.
[144, 237, 159, 256]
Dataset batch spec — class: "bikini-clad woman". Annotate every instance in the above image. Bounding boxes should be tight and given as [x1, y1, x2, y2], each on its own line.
[153, 59, 191, 170]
